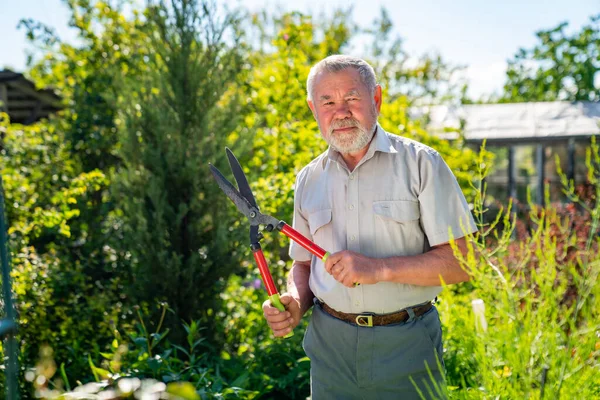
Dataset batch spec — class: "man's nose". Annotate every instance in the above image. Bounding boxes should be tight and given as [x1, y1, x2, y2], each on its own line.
[334, 102, 352, 118]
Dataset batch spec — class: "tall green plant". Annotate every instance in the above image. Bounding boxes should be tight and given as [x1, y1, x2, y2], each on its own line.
[442, 142, 600, 399]
[115, 0, 246, 342]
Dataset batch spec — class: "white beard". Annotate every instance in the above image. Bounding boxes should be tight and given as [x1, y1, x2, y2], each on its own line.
[317, 104, 379, 154]
[322, 117, 377, 154]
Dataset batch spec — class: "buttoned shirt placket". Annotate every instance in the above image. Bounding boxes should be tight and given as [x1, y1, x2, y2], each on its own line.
[331, 145, 380, 313]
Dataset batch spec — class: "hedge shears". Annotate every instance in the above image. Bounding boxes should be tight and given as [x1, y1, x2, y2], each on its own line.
[209, 148, 331, 338]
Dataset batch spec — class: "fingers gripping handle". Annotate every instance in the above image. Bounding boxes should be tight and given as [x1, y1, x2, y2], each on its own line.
[269, 293, 293, 339]
[278, 223, 359, 286]
[252, 248, 293, 338]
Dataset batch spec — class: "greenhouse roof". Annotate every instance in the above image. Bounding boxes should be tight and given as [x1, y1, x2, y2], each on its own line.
[414, 101, 600, 144]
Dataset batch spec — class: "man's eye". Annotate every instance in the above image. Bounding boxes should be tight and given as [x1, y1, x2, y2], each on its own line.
[324, 102, 334, 106]
[348, 98, 358, 101]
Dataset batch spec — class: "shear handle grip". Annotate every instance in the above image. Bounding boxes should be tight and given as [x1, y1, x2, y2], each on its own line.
[278, 222, 359, 287]
[278, 222, 330, 262]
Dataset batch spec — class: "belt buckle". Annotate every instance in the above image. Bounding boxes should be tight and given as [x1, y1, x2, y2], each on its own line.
[355, 314, 373, 327]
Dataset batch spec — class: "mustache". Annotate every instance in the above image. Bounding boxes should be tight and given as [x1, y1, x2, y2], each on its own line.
[330, 118, 360, 131]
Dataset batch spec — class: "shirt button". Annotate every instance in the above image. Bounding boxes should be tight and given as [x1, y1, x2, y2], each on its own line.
[350, 235, 356, 241]
[349, 175, 354, 180]
[349, 204, 354, 210]
[355, 301, 360, 306]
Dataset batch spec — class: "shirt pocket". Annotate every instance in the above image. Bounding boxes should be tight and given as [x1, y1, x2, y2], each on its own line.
[372, 200, 422, 257]
[373, 200, 420, 222]
[308, 208, 333, 250]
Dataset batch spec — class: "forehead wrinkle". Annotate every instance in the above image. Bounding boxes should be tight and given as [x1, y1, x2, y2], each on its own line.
[318, 89, 362, 101]
[345, 89, 361, 97]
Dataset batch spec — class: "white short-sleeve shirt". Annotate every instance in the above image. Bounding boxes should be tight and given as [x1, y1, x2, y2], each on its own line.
[289, 125, 477, 314]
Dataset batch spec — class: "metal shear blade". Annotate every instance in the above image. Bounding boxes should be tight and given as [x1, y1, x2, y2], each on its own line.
[226, 148, 258, 209]
[208, 153, 278, 242]
[208, 163, 256, 218]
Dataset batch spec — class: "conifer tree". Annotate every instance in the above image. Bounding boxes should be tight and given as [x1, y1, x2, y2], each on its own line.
[116, 0, 245, 338]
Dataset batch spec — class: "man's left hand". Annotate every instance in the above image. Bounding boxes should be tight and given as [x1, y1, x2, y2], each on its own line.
[324, 250, 385, 287]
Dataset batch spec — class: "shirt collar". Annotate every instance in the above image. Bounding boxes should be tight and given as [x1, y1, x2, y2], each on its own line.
[322, 124, 397, 169]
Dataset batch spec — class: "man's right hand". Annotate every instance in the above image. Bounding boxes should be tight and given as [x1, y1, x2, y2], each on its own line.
[262, 293, 301, 337]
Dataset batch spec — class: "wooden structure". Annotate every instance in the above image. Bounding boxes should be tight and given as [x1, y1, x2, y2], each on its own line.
[0, 69, 62, 125]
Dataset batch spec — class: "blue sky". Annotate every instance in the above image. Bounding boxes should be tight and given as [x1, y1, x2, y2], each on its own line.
[1, 0, 597, 98]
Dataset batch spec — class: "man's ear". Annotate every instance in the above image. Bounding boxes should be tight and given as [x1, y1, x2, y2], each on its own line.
[374, 85, 382, 113]
[307, 99, 317, 119]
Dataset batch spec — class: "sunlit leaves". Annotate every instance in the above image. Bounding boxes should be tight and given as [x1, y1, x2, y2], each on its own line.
[502, 14, 600, 102]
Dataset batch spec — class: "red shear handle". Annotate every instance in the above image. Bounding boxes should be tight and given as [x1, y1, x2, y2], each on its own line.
[279, 223, 329, 261]
[252, 247, 294, 338]
[252, 249, 278, 296]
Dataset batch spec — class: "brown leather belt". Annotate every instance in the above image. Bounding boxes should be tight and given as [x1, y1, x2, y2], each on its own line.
[319, 301, 433, 327]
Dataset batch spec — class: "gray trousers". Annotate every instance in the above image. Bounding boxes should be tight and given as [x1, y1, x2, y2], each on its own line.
[303, 301, 447, 400]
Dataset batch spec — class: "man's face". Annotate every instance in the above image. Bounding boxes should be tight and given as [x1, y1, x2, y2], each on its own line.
[308, 68, 382, 154]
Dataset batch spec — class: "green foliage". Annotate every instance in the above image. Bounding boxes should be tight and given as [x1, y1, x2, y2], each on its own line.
[113, 0, 247, 342]
[28, 278, 310, 399]
[502, 14, 600, 102]
[28, 311, 258, 399]
[440, 143, 600, 399]
[216, 275, 311, 399]
[23, 0, 151, 171]
[5, 1, 153, 389]
[1, 113, 76, 245]
[0, 112, 129, 395]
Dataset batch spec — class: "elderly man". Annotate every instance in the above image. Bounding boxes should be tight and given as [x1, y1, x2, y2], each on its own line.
[262, 55, 477, 399]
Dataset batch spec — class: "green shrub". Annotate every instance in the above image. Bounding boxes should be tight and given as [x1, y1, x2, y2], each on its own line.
[442, 142, 600, 399]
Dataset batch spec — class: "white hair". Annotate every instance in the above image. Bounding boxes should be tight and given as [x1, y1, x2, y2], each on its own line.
[306, 55, 377, 101]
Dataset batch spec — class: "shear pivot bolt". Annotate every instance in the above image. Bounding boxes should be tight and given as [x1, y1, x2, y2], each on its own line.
[250, 212, 256, 218]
